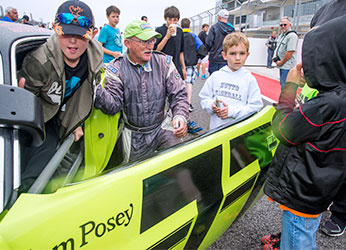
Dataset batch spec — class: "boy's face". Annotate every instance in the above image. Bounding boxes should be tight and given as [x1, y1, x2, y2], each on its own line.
[108, 12, 120, 27]
[222, 43, 249, 72]
[58, 34, 89, 67]
[165, 17, 179, 27]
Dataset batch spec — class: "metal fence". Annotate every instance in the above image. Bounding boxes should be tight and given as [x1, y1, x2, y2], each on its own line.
[189, 0, 328, 38]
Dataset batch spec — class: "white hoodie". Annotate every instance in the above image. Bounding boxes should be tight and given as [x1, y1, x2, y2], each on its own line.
[199, 66, 263, 130]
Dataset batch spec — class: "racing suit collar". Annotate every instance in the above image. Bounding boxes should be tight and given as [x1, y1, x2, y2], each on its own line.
[126, 52, 152, 72]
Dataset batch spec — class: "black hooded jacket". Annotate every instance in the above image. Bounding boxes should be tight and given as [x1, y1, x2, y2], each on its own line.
[264, 14, 346, 215]
[310, 0, 346, 28]
[205, 21, 234, 64]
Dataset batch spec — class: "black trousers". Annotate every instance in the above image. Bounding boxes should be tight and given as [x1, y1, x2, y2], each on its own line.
[20, 117, 60, 192]
[330, 177, 346, 225]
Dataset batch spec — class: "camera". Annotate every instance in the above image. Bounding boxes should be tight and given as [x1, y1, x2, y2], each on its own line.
[272, 56, 281, 62]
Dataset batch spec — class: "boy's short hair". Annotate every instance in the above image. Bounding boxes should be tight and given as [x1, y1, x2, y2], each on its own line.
[223, 32, 250, 53]
[106, 5, 120, 16]
[181, 18, 190, 28]
[202, 23, 209, 29]
[164, 6, 180, 20]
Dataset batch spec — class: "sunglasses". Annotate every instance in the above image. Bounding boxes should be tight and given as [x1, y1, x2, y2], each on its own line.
[57, 13, 93, 28]
[128, 37, 157, 46]
[280, 24, 288, 27]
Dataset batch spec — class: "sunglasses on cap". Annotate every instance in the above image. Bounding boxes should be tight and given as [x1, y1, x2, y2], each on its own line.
[56, 13, 93, 28]
[280, 24, 288, 27]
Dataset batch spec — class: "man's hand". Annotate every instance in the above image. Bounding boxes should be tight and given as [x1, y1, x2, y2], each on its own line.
[286, 63, 306, 87]
[275, 60, 283, 67]
[73, 126, 84, 142]
[276, 51, 294, 67]
[172, 119, 187, 138]
[18, 77, 25, 88]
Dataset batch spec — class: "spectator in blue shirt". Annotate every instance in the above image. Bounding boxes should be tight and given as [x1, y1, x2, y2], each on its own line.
[0, 7, 18, 22]
[98, 5, 123, 63]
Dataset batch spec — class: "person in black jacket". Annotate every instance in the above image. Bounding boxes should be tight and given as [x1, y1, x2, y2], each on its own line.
[181, 18, 207, 111]
[309, 0, 346, 237]
[265, 30, 276, 68]
[205, 9, 234, 75]
[263, 14, 346, 250]
[197, 23, 209, 79]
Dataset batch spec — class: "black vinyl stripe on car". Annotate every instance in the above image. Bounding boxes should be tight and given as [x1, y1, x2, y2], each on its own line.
[220, 174, 258, 212]
[147, 220, 193, 250]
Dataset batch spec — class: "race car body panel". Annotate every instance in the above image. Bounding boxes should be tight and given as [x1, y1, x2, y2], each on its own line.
[0, 105, 276, 250]
[0, 22, 278, 250]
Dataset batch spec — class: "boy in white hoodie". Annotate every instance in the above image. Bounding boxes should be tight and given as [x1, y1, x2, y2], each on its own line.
[199, 32, 263, 130]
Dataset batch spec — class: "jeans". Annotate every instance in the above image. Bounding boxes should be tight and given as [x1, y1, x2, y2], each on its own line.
[267, 49, 274, 67]
[208, 62, 226, 75]
[280, 210, 322, 250]
[280, 69, 290, 89]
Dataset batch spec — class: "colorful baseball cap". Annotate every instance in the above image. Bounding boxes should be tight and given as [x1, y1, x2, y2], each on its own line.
[54, 0, 94, 39]
[125, 20, 162, 40]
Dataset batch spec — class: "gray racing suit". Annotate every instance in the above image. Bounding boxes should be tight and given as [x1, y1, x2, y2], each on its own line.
[95, 51, 189, 161]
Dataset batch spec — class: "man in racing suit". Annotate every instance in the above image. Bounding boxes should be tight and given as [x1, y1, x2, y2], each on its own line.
[95, 20, 189, 162]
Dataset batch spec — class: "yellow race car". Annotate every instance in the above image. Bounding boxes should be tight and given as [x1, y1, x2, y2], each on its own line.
[0, 22, 277, 250]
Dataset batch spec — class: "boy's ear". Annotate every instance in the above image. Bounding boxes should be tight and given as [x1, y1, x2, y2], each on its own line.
[222, 51, 227, 60]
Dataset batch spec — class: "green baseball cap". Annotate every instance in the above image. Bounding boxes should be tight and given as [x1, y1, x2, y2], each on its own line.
[125, 20, 162, 40]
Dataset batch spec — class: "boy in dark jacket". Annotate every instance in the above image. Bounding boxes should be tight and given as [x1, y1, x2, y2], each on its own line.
[180, 18, 206, 133]
[18, 0, 103, 192]
[263, 15, 346, 250]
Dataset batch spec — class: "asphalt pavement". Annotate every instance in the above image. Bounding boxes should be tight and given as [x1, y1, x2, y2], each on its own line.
[188, 67, 346, 250]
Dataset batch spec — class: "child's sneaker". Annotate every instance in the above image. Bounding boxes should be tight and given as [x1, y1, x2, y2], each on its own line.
[187, 121, 202, 134]
[321, 217, 346, 237]
[263, 240, 280, 250]
[189, 103, 194, 112]
[201, 74, 207, 80]
[261, 232, 281, 247]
